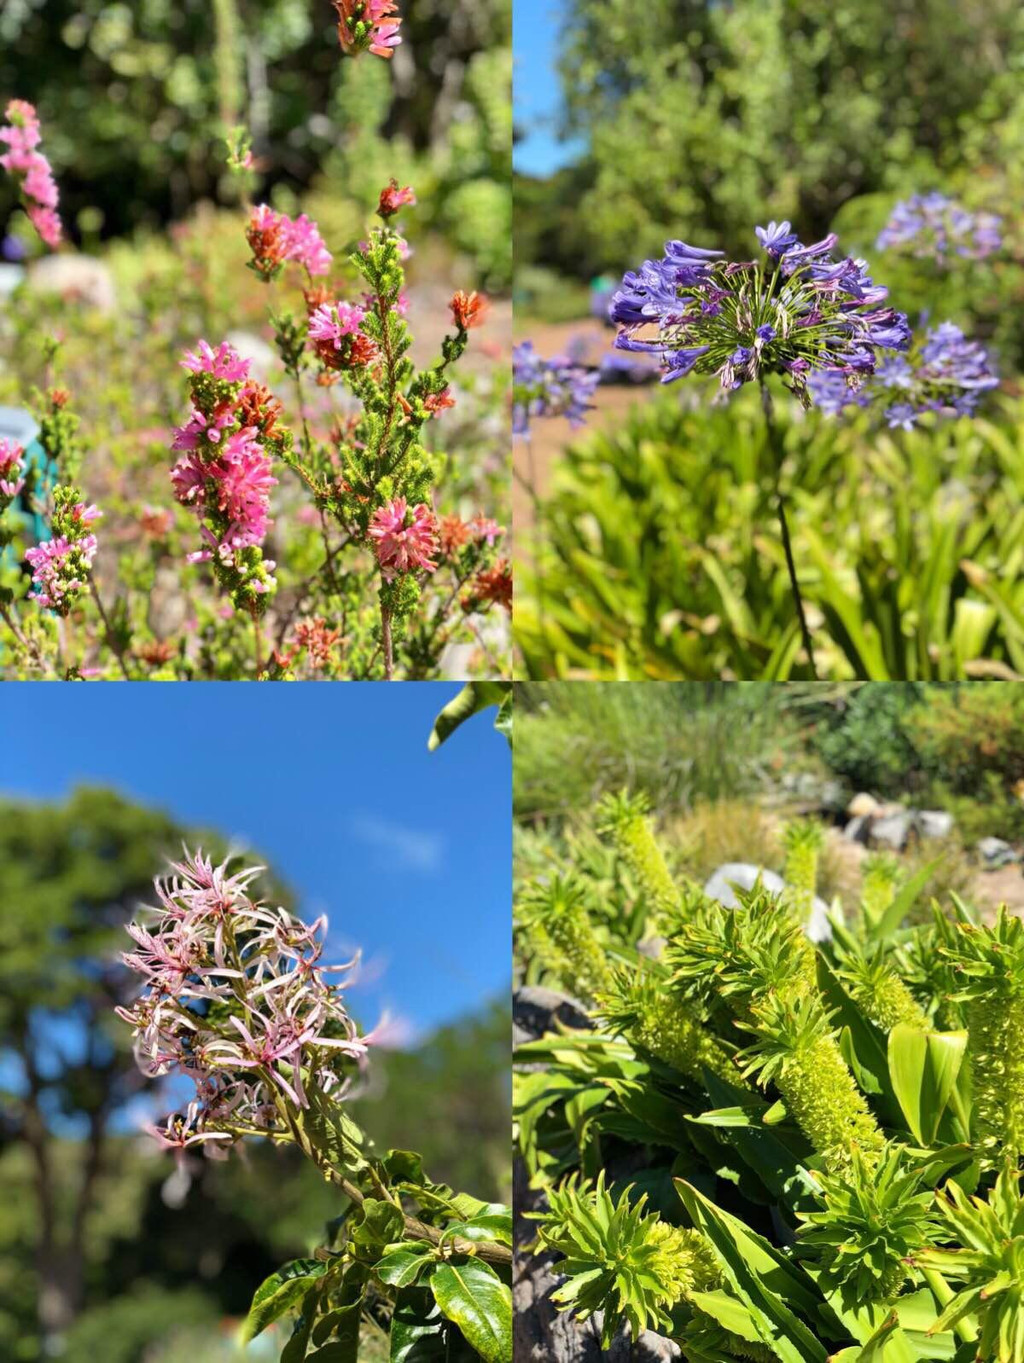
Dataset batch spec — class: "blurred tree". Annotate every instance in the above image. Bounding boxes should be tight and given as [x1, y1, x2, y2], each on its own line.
[537, 0, 1022, 272]
[0, 788, 286, 1355]
[353, 998, 510, 1203]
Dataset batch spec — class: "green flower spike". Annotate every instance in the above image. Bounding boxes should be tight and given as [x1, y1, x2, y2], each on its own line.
[516, 874, 613, 1001]
[596, 966, 738, 1084]
[595, 790, 682, 927]
[861, 852, 902, 925]
[798, 1146, 938, 1306]
[531, 1173, 721, 1347]
[739, 993, 884, 1175]
[837, 944, 930, 1033]
[667, 888, 817, 1016]
[940, 906, 1024, 1164]
[782, 818, 826, 927]
[914, 1169, 1024, 1363]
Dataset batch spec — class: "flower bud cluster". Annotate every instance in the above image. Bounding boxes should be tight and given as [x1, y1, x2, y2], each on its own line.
[24, 486, 101, 614]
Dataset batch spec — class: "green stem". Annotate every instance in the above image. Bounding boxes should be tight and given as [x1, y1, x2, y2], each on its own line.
[921, 1267, 977, 1345]
[760, 378, 817, 679]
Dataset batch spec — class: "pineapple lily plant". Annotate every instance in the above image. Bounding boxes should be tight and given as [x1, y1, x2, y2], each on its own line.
[515, 797, 1024, 1363]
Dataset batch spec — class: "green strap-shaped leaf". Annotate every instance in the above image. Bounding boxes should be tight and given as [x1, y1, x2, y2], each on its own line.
[429, 1260, 512, 1363]
[242, 1259, 328, 1343]
[853, 1311, 917, 1363]
[888, 1025, 968, 1147]
[675, 1179, 828, 1363]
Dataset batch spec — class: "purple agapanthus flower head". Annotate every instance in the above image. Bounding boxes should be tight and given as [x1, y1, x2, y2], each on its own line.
[810, 319, 998, 425]
[877, 193, 1002, 265]
[608, 222, 911, 407]
[512, 341, 600, 435]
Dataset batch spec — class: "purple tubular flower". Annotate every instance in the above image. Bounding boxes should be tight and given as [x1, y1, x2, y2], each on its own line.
[660, 346, 711, 383]
[664, 239, 725, 263]
[755, 221, 799, 256]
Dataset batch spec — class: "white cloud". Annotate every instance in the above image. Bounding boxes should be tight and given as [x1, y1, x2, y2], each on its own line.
[349, 813, 444, 874]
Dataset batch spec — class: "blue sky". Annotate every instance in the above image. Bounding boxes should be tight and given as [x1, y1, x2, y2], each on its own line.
[514, 0, 587, 175]
[0, 683, 510, 1042]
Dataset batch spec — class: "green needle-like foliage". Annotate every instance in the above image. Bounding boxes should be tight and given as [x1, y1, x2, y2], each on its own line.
[517, 874, 613, 1001]
[940, 907, 1024, 1164]
[739, 993, 884, 1174]
[595, 790, 682, 926]
[531, 1173, 721, 1347]
[597, 966, 738, 1084]
[915, 1170, 1024, 1363]
[667, 888, 817, 1015]
[782, 819, 826, 926]
[798, 1147, 938, 1307]
[837, 944, 930, 1033]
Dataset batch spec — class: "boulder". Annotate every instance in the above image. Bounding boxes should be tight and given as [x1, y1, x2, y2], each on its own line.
[977, 836, 1019, 869]
[513, 986, 590, 1048]
[27, 253, 116, 311]
[843, 815, 872, 844]
[703, 863, 831, 942]
[919, 810, 954, 840]
[870, 809, 915, 852]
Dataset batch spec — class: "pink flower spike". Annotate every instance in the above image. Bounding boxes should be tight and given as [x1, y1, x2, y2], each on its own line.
[308, 302, 366, 349]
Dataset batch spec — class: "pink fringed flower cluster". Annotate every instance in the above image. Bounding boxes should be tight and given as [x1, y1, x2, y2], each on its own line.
[246, 204, 332, 281]
[0, 438, 25, 505]
[333, 0, 402, 59]
[171, 341, 279, 585]
[368, 497, 439, 581]
[0, 100, 62, 249]
[117, 850, 372, 1160]
[24, 501, 101, 613]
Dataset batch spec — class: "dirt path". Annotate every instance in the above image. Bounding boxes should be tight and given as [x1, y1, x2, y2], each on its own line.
[513, 317, 659, 541]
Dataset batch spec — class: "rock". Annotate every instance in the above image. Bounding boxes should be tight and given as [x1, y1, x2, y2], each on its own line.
[869, 809, 915, 852]
[978, 836, 1019, 869]
[0, 263, 26, 300]
[843, 815, 872, 844]
[513, 986, 591, 1047]
[919, 810, 954, 840]
[27, 253, 116, 311]
[703, 863, 831, 943]
[847, 792, 882, 818]
[224, 329, 279, 379]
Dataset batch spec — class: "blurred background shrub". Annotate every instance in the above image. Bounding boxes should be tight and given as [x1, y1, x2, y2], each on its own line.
[0, 0, 511, 288]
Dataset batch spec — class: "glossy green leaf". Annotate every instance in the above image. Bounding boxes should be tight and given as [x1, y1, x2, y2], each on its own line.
[428, 683, 510, 751]
[429, 1260, 512, 1363]
[242, 1259, 327, 1343]
[440, 1211, 513, 1247]
[888, 1026, 967, 1147]
[389, 1290, 447, 1363]
[376, 1244, 434, 1288]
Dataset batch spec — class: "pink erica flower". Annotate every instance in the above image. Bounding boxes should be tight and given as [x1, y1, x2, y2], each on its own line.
[181, 340, 251, 384]
[0, 438, 25, 502]
[368, 497, 438, 581]
[308, 301, 366, 349]
[0, 100, 63, 249]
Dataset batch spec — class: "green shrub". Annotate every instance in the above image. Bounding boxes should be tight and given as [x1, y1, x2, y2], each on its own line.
[517, 391, 1024, 681]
